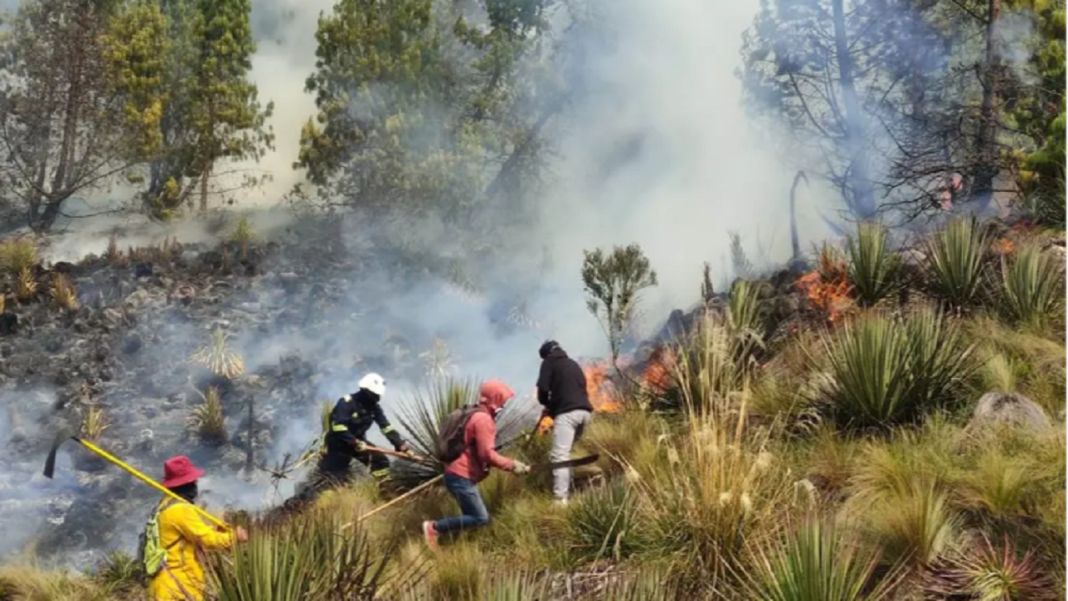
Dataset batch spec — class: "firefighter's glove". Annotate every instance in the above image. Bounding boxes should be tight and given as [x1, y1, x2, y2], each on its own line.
[353, 440, 367, 452]
[513, 461, 531, 475]
[397, 442, 413, 455]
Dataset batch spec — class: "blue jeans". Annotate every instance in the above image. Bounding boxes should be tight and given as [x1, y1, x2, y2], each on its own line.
[434, 473, 490, 535]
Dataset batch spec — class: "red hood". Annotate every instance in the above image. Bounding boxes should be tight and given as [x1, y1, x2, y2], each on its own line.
[479, 379, 514, 413]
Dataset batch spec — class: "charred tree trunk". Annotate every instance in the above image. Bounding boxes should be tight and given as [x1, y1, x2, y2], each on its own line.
[973, 0, 1002, 210]
[832, 0, 875, 218]
[790, 171, 808, 263]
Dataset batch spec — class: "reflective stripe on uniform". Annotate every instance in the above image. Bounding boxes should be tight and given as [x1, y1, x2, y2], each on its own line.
[331, 424, 348, 432]
[371, 468, 391, 479]
[381, 425, 396, 434]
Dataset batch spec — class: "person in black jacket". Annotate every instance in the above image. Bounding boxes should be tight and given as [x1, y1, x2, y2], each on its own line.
[286, 373, 412, 508]
[536, 341, 593, 505]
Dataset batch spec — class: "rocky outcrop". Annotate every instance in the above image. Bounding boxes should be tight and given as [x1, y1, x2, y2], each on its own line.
[968, 391, 1051, 432]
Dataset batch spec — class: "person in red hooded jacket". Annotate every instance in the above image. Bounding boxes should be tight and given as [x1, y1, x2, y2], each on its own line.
[422, 379, 530, 549]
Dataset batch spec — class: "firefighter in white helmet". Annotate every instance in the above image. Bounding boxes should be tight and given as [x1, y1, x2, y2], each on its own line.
[290, 373, 413, 505]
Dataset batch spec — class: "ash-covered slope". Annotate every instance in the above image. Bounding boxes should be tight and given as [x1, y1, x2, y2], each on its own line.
[0, 213, 554, 569]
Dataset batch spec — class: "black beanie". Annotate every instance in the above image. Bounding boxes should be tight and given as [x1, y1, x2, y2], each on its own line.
[539, 340, 560, 359]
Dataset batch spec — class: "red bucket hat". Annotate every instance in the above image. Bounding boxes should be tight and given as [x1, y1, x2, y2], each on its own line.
[161, 455, 204, 489]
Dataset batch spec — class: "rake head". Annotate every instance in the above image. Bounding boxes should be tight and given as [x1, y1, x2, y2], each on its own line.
[43, 429, 77, 479]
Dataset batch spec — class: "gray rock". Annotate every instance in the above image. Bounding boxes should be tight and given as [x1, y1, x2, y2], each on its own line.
[969, 391, 1051, 432]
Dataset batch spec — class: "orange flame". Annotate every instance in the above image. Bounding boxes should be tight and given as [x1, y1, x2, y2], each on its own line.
[992, 238, 1014, 255]
[641, 345, 673, 393]
[583, 361, 623, 414]
[796, 250, 853, 322]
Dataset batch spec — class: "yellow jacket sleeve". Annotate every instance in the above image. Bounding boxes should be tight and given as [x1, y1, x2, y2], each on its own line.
[169, 503, 234, 551]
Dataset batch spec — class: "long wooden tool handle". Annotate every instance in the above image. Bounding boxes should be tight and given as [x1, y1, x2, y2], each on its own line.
[78, 438, 230, 531]
[361, 444, 430, 463]
[340, 473, 444, 530]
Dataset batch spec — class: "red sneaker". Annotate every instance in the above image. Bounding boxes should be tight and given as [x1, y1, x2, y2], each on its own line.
[422, 521, 439, 550]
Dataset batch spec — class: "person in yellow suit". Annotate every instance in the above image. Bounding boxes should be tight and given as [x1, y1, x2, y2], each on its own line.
[149, 456, 248, 601]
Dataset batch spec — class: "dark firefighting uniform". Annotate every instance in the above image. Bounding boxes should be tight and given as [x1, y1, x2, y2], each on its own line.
[320, 388, 407, 481]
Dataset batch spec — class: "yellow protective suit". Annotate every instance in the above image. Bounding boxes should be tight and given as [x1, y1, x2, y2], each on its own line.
[148, 499, 234, 601]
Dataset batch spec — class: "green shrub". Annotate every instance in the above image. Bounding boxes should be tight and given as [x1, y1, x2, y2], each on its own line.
[92, 550, 143, 595]
[997, 244, 1065, 330]
[206, 503, 416, 601]
[816, 309, 975, 429]
[846, 222, 900, 307]
[567, 480, 641, 562]
[924, 216, 992, 309]
[741, 518, 897, 601]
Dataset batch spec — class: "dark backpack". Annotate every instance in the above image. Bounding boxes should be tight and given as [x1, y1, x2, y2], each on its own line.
[436, 405, 481, 463]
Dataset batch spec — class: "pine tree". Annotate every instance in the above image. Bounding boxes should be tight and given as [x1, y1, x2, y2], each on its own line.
[139, 0, 274, 219]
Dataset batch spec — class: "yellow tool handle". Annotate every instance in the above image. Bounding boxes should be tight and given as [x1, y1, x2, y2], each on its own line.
[78, 438, 230, 531]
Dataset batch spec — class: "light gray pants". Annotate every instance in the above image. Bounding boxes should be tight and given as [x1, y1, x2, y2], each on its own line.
[551, 409, 592, 500]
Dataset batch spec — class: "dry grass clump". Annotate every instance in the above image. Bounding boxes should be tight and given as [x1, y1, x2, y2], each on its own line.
[16, 267, 37, 301]
[0, 237, 38, 275]
[81, 406, 110, 443]
[50, 273, 79, 310]
[191, 328, 245, 379]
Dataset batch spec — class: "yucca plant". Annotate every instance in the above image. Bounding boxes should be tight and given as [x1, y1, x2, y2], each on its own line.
[997, 243, 1065, 329]
[50, 273, 79, 310]
[191, 328, 245, 379]
[846, 222, 900, 307]
[419, 338, 455, 379]
[393, 377, 533, 487]
[923, 534, 1057, 600]
[925, 216, 992, 310]
[81, 406, 110, 443]
[0, 237, 38, 275]
[207, 504, 418, 601]
[815, 309, 975, 429]
[741, 517, 898, 601]
[187, 386, 227, 446]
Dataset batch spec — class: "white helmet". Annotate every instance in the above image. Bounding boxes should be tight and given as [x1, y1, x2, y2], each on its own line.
[358, 373, 386, 397]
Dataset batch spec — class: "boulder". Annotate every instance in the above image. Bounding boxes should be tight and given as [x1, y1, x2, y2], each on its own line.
[969, 391, 1051, 432]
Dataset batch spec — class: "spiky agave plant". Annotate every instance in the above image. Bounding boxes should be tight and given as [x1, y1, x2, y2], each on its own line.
[187, 386, 227, 446]
[924, 216, 992, 310]
[191, 329, 245, 379]
[392, 377, 535, 488]
[741, 517, 899, 601]
[846, 222, 900, 307]
[207, 503, 423, 601]
[923, 534, 1057, 601]
[814, 308, 974, 429]
[997, 243, 1065, 330]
